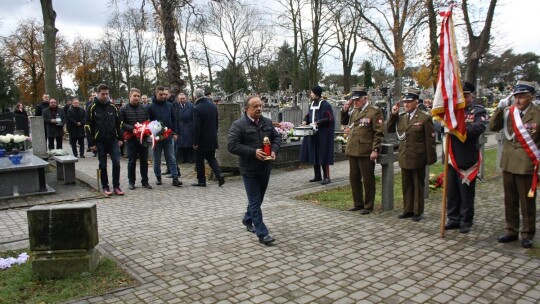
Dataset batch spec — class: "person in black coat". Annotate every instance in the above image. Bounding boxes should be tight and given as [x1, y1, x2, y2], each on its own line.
[300, 85, 335, 185]
[173, 93, 194, 163]
[445, 82, 487, 233]
[227, 95, 281, 245]
[67, 98, 86, 157]
[42, 98, 65, 150]
[191, 88, 224, 187]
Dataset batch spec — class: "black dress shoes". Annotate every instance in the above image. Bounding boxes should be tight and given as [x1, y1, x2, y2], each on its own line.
[497, 235, 518, 243]
[320, 178, 331, 185]
[360, 209, 372, 215]
[522, 239, 533, 248]
[347, 207, 362, 211]
[156, 178, 162, 185]
[242, 221, 255, 233]
[444, 222, 460, 230]
[142, 183, 153, 189]
[398, 212, 414, 219]
[259, 235, 275, 246]
[219, 175, 225, 187]
[459, 226, 471, 234]
[191, 182, 206, 187]
[128, 184, 136, 190]
[309, 177, 322, 182]
[412, 214, 423, 221]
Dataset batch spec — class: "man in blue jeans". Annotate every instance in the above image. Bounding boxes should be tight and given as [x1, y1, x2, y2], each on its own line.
[228, 95, 281, 245]
[147, 86, 182, 187]
[85, 84, 124, 196]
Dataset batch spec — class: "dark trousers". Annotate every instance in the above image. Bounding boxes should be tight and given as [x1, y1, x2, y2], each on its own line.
[126, 138, 149, 185]
[97, 140, 121, 189]
[349, 156, 376, 210]
[401, 167, 426, 215]
[177, 147, 194, 163]
[503, 171, 536, 239]
[48, 136, 63, 150]
[313, 165, 330, 179]
[69, 137, 85, 157]
[195, 149, 222, 183]
[242, 173, 271, 238]
[446, 166, 476, 228]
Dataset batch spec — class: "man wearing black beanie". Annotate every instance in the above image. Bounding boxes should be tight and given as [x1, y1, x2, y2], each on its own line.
[300, 85, 335, 184]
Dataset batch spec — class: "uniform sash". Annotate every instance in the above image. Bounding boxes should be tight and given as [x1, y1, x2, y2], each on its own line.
[447, 138, 481, 185]
[510, 105, 540, 197]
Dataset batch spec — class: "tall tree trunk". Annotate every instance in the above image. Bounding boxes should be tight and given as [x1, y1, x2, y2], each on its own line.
[159, 0, 184, 94]
[426, 0, 439, 90]
[40, 0, 57, 96]
[201, 39, 213, 91]
[343, 64, 351, 93]
[462, 0, 497, 84]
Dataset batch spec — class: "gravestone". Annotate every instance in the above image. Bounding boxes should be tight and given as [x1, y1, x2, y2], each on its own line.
[377, 143, 398, 211]
[281, 107, 303, 126]
[14, 114, 30, 136]
[29, 116, 48, 159]
[217, 103, 242, 171]
[0, 120, 15, 135]
[27, 203, 99, 278]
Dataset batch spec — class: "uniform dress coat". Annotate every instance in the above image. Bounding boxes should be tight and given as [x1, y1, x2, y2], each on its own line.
[387, 109, 436, 216]
[300, 99, 335, 165]
[489, 104, 540, 240]
[174, 101, 194, 148]
[342, 104, 384, 211]
[446, 104, 487, 229]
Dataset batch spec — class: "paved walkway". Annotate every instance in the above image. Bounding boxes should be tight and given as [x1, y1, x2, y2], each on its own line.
[1, 133, 540, 303]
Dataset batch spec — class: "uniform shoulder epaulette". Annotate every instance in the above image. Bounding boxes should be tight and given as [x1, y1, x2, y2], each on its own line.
[419, 110, 430, 116]
[368, 104, 379, 110]
[535, 104, 540, 111]
[399, 112, 407, 116]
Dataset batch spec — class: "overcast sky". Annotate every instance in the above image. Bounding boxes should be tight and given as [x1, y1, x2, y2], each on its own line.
[0, 0, 539, 88]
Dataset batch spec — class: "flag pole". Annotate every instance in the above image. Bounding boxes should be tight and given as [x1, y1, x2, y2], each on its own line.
[440, 133, 450, 238]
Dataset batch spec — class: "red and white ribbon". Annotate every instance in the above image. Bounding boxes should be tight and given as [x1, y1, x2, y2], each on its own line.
[510, 105, 540, 197]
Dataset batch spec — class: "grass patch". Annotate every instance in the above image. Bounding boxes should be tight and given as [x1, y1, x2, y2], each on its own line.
[296, 147, 499, 212]
[0, 248, 139, 304]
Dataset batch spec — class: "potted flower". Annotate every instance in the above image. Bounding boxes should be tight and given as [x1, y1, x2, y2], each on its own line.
[0, 134, 29, 155]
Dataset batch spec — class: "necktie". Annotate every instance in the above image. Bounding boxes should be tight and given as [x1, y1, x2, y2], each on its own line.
[520, 111, 524, 118]
[254, 119, 259, 126]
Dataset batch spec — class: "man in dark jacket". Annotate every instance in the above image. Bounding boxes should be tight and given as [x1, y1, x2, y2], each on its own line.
[228, 95, 281, 246]
[191, 88, 224, 187]
[300, 85, 335, 185]
[42, 98, 65, 150]
[85, 84, 124, 196]
[445, 82, 487, 233]
[67, 98, 86, 157]
[35, 93, 50, 117]
[120, 88, 152, 190]
[147, 86, 182, 187]
[173, 93, 194, 163]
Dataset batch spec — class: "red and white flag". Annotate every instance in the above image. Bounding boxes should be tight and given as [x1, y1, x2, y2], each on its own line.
[432, 5, 467, 142]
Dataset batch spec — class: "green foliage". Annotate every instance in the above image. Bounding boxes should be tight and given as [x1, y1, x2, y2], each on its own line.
[265, 65, 280, 92]
[215, 62, 248, 93]
[362, 61, 374, 89]
[0, 55, 20, 111]
[480, 49, 540, 87]
[0, 249, 138, 304]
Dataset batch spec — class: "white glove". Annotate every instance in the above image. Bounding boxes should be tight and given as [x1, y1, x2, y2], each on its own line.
[498, 95, 511, 109]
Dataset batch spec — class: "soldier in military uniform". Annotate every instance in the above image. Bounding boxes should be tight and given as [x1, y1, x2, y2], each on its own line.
[387, 88, 437, 221]
[341, 88, 384, 214]
[445, 82, 487, 234]
[489, 80, 540, 249]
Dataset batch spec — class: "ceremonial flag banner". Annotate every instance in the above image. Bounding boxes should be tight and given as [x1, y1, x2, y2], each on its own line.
[432, 5, 467, 143]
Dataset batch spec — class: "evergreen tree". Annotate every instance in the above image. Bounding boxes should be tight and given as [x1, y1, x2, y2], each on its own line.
[0, 55, 20, 111]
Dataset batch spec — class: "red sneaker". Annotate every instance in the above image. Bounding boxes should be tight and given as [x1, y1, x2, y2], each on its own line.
[103, 187, 113, 196]
[114, 187, 124, 195]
